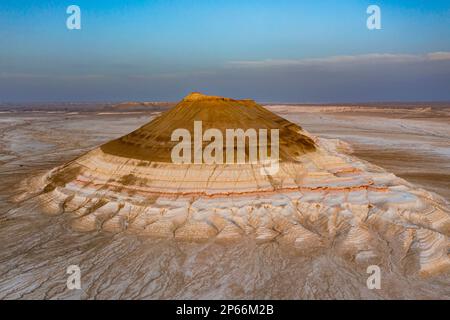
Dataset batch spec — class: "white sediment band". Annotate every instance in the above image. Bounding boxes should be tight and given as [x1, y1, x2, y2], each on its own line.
[29, 136, 450, 277]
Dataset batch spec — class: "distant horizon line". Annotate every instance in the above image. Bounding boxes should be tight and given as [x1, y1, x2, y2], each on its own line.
[1, 99, 450, 106]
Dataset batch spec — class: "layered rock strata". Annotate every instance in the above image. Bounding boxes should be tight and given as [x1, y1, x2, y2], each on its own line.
[28, 93, 449, 276]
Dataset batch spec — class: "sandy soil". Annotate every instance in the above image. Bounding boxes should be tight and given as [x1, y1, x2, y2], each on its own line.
[0, 106, 449, 299]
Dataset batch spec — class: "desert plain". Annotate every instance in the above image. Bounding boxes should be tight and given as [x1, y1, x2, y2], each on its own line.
[0, 101, 449, 299]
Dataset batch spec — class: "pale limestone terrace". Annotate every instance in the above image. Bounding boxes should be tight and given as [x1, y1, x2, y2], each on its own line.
[17, 94, 450, 278]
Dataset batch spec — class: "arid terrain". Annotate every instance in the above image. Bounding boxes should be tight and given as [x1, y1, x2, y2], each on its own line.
[0, 102, 449, 299]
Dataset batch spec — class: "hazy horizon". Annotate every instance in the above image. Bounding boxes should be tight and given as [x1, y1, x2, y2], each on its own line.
[2, 98, 450, 106]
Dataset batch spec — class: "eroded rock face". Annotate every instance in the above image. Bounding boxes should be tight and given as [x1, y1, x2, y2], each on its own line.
[25, 93, 450, 277]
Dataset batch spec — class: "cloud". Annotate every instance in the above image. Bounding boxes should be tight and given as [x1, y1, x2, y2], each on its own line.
[427, 52, 450, 61]
[228, 52, 450, 68]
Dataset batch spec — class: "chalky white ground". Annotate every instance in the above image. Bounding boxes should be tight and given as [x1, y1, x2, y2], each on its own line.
[0, 105, 449, 299]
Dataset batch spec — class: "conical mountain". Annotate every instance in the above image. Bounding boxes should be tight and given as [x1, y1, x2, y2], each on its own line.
[100, 92, 315, 162]
[31, 93, 450, 277]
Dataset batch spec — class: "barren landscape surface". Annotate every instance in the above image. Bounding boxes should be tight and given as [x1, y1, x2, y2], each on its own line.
[0, 104, 449, 299]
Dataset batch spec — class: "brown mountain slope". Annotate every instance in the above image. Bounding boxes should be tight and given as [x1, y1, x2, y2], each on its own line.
[101, 92, 316, 162]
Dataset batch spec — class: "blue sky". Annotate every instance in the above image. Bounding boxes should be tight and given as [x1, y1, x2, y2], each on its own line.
[1, 0, 449, 102]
